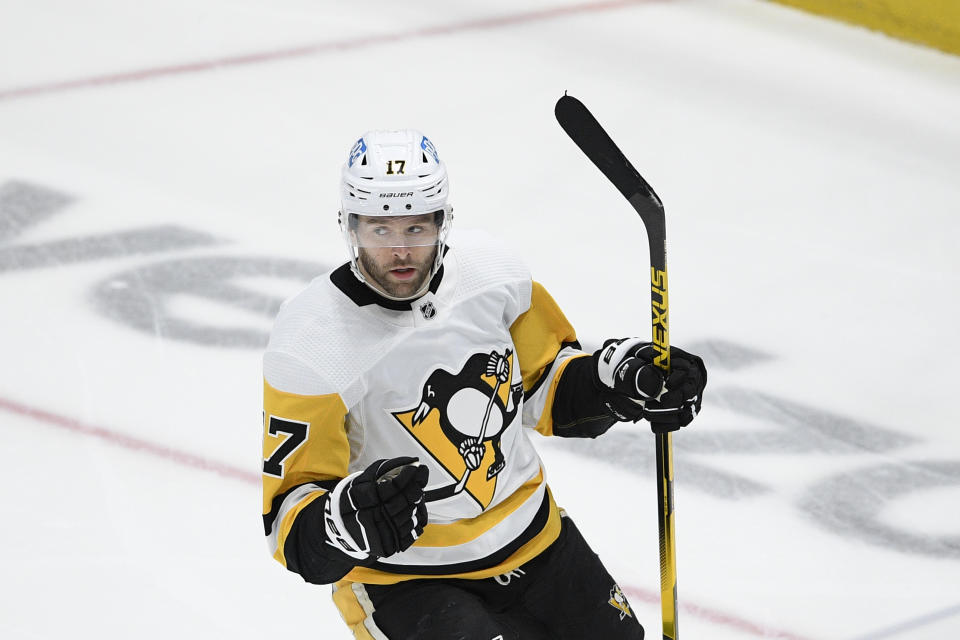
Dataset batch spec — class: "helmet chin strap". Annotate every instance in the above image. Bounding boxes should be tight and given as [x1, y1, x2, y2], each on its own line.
[349, 243, 442, 302]
[340, 207, 451, 303]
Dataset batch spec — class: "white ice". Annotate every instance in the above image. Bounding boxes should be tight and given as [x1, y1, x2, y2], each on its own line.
[1, 1, 959, 638]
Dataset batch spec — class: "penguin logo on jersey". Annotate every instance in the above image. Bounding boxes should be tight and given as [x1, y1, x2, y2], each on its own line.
[608, 584, 634, 621]
[392, 348, 523, 509]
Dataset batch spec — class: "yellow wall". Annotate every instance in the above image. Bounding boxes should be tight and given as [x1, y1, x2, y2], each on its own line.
[769, 0, 960, 56]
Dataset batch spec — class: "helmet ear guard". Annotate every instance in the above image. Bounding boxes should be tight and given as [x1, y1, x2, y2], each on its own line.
[339, 129, 453, 301]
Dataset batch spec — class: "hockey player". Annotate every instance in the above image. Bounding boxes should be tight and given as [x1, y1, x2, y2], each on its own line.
[262, 129, 707, 639]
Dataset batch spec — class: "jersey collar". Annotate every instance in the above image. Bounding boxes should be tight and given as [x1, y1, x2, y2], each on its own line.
[330, 260, 445, 311]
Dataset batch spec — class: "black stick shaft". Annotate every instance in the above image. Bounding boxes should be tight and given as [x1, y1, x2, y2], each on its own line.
[555, 94, 678, 639]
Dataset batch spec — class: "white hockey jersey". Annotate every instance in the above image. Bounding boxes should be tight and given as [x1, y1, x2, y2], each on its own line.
[261, 232, 588, 586]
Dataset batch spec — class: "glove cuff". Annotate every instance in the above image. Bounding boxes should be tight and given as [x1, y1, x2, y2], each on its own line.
[323, 470, 370, 560]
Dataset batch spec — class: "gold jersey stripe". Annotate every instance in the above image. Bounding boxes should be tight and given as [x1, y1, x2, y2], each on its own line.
[531, 354, 588, 437]
[331, 582, 379, 640]
[262, 378, 350, 516]
[343, 489, 563, 585]
[510, 281, 579, 394]
[413, 468, 545, 548]
[271, 490, 326, 567]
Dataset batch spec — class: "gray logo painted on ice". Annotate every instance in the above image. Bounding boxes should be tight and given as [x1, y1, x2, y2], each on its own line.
[0, 180, 327, 348]
[3, 180, 958, 559]
[556, 338, 960, 559]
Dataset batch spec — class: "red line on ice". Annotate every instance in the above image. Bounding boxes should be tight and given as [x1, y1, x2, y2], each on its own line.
[0, 0, 654, 101]
[0, 2, 812, 636]
[0, 395, 258, 485]
[2, 393, 812, 639]
[622, 586, 814, 639]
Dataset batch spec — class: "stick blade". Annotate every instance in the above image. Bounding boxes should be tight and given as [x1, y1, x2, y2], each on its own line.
[555, 94, 662, 210]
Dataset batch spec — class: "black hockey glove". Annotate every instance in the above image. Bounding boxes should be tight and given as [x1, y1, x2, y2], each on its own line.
[323, 457, 428, 561]
[642, 345, 707, 432]
[593, 338, 707, 433]
[593, 338, 667, 422]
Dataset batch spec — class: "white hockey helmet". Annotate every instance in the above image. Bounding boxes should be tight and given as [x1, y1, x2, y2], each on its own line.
[338, 129, 453, 300]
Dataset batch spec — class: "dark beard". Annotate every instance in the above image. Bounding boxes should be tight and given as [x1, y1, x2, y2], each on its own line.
[358, 247, 437, 299]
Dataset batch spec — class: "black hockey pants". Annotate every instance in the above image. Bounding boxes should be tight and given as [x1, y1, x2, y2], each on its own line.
[341, 515, 645, 639]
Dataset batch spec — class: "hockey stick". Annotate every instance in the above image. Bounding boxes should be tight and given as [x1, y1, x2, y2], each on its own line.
[555, 93, 678, 640]
[453, 349, 512, 495]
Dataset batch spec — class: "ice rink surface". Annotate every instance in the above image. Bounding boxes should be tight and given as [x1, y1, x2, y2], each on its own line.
[2, 1, 959, 638]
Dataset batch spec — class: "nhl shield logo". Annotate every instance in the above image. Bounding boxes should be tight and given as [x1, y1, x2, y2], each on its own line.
[419, 301, 437, 320]
[392, 348, 523, 509]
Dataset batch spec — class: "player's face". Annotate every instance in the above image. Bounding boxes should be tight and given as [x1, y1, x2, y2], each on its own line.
[353, 213, 440, 299]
